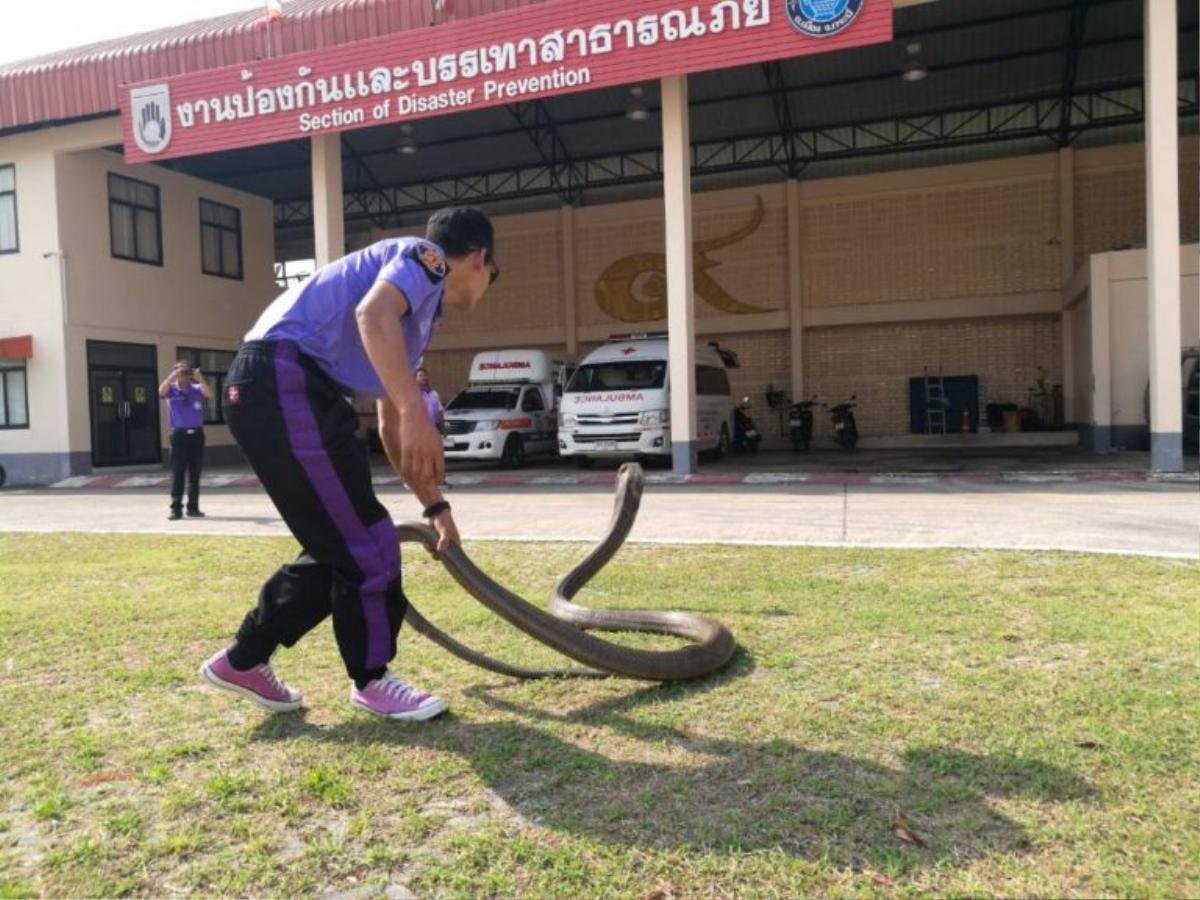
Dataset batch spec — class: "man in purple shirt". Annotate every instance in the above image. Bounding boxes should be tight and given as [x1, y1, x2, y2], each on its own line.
[416, 367, 444, 431]
[158, 361, 213, 520]
[200, 207, 498, 723]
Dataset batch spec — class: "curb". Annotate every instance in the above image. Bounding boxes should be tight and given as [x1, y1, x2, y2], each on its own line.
[40, 469, 1199, 490]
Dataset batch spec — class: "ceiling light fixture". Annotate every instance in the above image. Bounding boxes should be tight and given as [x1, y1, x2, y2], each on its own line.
[397, 123, 418, 155]
[901, 41, 928, 82]
[625, 85, 650, 122]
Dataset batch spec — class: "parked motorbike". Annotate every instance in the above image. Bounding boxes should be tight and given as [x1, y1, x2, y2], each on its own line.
[732, 396, 762, 452]
[825, 395, 859, 450]
[787, 396, 818, 451]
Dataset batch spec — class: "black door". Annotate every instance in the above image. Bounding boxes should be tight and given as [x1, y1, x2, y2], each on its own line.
[89, 370, 125, 466]
[87, 341, 161, 467]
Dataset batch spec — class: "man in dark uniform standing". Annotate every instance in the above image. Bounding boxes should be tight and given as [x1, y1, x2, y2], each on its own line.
[158, 361, 212, 520]
[200, 207, 498, 722]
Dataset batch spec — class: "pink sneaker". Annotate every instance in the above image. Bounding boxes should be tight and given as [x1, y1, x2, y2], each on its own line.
[350, 672, 447, 721]
[199, 649, 302, 712]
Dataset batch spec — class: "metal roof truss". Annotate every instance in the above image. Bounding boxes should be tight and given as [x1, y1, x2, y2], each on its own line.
[275, 75, 1200, 229]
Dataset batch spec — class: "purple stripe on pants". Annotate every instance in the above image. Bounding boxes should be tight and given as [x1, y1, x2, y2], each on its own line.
[273, 342, 398, 669]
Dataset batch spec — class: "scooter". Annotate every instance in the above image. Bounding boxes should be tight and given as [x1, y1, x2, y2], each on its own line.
[825, 395, 859, 450]
[732, 397, 762, 452]
[788, 396, 818, 451]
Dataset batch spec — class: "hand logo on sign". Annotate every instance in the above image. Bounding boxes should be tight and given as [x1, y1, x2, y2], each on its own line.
[139, 101, 167, 148]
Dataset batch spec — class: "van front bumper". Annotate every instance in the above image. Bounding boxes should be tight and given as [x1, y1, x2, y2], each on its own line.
[558, 428, 669, 457]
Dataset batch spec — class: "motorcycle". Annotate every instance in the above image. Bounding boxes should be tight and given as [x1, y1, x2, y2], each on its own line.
[825, 395, 859, 450]
[787, 396, 818, 451]
[732, 396, 762, 452]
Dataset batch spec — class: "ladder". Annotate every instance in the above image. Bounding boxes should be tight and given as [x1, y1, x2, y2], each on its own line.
[924, 367, 948, 434]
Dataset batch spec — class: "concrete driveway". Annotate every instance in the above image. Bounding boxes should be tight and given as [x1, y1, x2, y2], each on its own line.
[1, 480, 1195, 559]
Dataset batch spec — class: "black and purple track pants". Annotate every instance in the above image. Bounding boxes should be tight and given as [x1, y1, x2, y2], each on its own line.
[223, 340, 406, 686]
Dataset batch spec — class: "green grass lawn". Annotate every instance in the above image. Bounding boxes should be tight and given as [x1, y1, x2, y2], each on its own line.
[0, 533, 1197, 898]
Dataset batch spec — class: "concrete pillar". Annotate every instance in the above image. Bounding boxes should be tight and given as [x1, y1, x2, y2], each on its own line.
[1058, 148, 1075, 422]
[1143, 0, 1183, 471]
[311, 134, 345, 267]
[561, 205, 578, 357]
[787, 179, 805, 402]
[1090, 253, 1112, 453]
[661, 75, 697, 474]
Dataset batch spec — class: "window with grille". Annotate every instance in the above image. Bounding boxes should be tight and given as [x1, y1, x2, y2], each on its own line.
[200, 199, 243, 279]
[0, 362, 29, 428]
[0, 165, 17, 253]
[108, 173, 162, 265]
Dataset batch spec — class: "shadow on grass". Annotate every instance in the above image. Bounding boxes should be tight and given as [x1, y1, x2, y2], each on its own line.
[248, 662, 1094, 872]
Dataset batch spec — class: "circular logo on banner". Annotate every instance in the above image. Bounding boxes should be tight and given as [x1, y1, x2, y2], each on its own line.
[785, 0, 865, 38]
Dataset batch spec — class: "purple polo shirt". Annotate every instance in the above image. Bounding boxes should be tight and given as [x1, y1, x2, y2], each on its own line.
[422, 387, 443, 427]
[245, 237, 446, 396]
[166, 383, 206, 429]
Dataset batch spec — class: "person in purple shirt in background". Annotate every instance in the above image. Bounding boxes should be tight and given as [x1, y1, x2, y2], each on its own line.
[158, 361, 213, 521]
[200, 207, 498, 722]
[415, 366, 444, 432]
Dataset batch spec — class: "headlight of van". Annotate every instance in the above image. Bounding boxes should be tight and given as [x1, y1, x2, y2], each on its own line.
[474, 420, 499, 432]
[560, 413, 577, 429]
[639, 409, 668, 427]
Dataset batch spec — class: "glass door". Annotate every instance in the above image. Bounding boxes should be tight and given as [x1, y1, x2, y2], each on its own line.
[86, 341, 162, 467]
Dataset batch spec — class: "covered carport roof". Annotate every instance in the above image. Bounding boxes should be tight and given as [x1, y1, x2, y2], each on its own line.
[176, 0, 1199, 253]
[3, 0, 1197, 255]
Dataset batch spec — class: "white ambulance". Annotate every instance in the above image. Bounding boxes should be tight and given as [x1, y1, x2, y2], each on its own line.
[557, 336, 733, 463]
[442, 349, 572, 468]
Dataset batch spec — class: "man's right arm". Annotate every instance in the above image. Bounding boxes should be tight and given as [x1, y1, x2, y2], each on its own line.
[356, 279, 444, 490]
[378, 394, 460, 554]
[158, 367, 179, 398]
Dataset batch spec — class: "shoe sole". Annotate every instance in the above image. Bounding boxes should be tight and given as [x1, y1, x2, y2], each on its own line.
[199, 663, 302, 713]
[350, 695, 448, 721]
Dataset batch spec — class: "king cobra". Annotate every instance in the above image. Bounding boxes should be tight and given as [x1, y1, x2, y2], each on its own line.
[395, 463, 737, 681]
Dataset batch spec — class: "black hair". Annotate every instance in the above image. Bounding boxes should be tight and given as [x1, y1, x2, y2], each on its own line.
[425, 207, 494, 259]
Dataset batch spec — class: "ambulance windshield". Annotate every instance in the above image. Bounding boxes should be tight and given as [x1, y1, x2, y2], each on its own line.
[565, 361, 666, 393]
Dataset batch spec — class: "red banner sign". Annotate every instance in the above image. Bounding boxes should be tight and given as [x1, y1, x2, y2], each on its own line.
[121, 0, 891, 163]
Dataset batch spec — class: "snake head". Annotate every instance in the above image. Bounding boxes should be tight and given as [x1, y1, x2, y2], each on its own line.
[617, 461, 643, 486]
[615, 462, 645, 510]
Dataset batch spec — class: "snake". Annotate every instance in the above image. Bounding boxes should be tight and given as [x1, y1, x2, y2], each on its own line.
[395, 463, 737, 681]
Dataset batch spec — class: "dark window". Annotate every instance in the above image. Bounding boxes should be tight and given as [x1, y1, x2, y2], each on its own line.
[521, 389, 545, 412]
[176, 347, 235, 424]
[108, 173, 162, 265]
[566, 361, 667, 393]
[696, 365, 731, 396]
[0, 164, 17, 254]
[0, 362, 29, 428]
[200, 199, 243, 279]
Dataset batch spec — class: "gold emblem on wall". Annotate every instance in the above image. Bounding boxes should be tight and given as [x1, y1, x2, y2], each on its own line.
[594, 196, 774, 322]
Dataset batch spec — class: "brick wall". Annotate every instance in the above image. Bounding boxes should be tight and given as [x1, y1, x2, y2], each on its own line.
[420, 139, 1192, 438]
[802, 314, 1062, 439]
[573, 187, 788, 328]
[802, 175, 1060, 307]
[705, 330, 792, 443]
[1074, 136, 1199, 269]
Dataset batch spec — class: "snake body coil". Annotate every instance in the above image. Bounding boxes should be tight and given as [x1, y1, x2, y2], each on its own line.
[396, 463, 736, 681]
